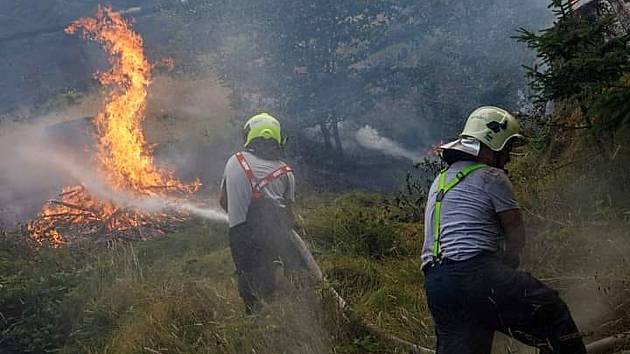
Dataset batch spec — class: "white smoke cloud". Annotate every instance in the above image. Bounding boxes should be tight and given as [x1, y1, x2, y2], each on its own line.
[355, 125, 420, 162]
[0, 74, 235, 226]
[16, 144, 228, 223]
[0, 117, 227, 225]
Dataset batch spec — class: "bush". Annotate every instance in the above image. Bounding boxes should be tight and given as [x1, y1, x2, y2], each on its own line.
[300, 192, 434, 352]
[303, 193, 416, 259]
[388, 159, 443, 223]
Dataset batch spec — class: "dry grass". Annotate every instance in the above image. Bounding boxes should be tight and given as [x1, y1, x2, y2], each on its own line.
[2, 131, 630, 354]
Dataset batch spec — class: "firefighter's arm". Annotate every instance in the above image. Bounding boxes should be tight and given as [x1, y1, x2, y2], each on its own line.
[499, 208, 525, 269]
[286, 202, 305, 235]
[284, 171, 304, 233]
[219, 183, 227, 212]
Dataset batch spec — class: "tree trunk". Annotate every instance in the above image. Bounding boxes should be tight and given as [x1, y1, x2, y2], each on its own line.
[331, 120, 344, 159]
[320, 123, 333, 150]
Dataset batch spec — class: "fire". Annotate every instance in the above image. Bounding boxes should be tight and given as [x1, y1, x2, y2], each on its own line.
[428, 140, 444, 156]
[28, 7, 199, 246]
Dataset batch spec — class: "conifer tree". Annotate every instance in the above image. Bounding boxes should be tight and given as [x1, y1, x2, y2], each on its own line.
[517, 0, 630, 130]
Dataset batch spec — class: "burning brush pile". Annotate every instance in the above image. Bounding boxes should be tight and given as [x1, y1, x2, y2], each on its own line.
[28, 7, 201, 245]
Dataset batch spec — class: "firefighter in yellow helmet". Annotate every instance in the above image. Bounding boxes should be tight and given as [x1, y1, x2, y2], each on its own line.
[422, 106, 586, 354]
[219, 113, 304, 314]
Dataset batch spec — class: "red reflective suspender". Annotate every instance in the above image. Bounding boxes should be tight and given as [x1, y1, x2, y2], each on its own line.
[234, 152, 293, 200]
[257, 165, 293, 191]
[235, 152, 259, 196]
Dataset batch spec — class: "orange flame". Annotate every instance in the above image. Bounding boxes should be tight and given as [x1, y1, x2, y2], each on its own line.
[427, 140, 444, 156]
[66, 7, 195, 194]
[28, 7, 199, 246]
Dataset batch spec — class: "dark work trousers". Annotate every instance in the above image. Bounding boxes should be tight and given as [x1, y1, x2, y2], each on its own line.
[423, 254, 587, 354]
[228, 198, 306, 314]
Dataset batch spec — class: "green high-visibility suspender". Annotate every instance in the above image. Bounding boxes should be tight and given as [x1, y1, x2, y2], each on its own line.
[432, 163, 487, 259]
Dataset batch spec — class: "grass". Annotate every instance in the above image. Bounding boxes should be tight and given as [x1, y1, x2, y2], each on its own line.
[0, 221, 331, 354]
[2, 132, 630, 353]
[508, 131, 630, 342]
[302, 192, 434, 351]
[2, 183, 629, 354]
[0, 191, 434, 354]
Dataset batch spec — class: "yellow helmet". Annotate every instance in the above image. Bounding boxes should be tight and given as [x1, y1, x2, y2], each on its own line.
[243, 113, 285, 147]
[460, 106, 523, 151]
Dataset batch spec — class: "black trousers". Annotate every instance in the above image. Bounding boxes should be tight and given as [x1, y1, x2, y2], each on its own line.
[228, 200, 305, 313]
[423, 254, 587, 354]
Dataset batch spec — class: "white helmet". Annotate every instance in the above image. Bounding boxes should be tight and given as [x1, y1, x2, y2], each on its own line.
[460, 106, 523, 152]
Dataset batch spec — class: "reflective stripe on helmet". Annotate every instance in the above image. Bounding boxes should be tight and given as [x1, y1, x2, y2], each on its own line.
[432, 163, 487, 259]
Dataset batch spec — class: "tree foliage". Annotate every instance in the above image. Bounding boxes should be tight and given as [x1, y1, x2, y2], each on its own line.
[206, 0, 548, 157]
[517, 0, 630, 131]
[378, 0, 546, 137]
[1, 0, 550, 159]
[211, 0, 391, 155]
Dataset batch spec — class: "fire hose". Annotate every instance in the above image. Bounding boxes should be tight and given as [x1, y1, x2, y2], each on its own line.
[586, 333, 630, 354]
[289, 230, 435, 354]
[288, 230, 630, 354]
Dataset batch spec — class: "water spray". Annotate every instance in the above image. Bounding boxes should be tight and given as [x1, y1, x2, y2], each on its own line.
[355, 125, 420, 162]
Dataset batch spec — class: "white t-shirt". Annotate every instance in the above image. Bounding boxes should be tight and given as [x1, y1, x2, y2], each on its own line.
[221, 151, 295, 227]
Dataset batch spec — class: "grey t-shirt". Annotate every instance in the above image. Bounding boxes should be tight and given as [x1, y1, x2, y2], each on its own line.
[221, 151, 295, 227]
[421, 161, 519, 267]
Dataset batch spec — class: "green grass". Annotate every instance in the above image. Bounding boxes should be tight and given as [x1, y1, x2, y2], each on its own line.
[508, 136, 630, 341]
[0, 221, 330, 354]
[2, 135, 630, 353]
[302, 193, 434, 351]
[0, 193, 433, 354]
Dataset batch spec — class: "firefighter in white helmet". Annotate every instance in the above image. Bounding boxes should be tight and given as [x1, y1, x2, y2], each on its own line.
[220, 113, 304, 314]
[422, 106, 586, 354]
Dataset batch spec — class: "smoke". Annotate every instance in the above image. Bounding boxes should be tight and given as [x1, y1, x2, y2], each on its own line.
[302, 123, 424, 164]
[14, 141, 228, 224]
[0, 110, 90, 224]
[16, 138, 227, 222]
[0, 90, 229, 225]
[355, 125, 421, 162]
[143, 75, 236, 183]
